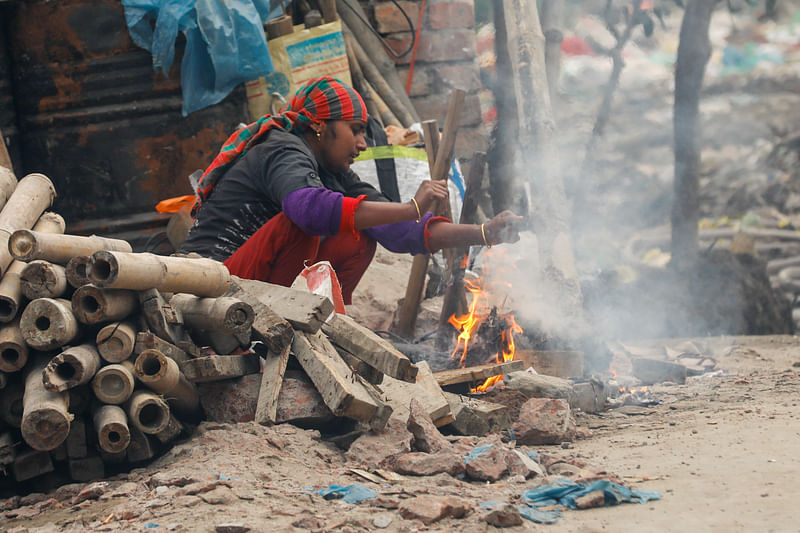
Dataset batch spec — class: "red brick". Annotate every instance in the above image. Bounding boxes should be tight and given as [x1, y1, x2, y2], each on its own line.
[276, 372, 334, 424]
[435, 64, 482, 92]
[512, 398, 577, 445]
[454, 125, 490, 160]
[346, 419, 413, 469]
[198, 374, 260, 423]
[393, 451, 465, 476]
[412, 92, 483, 127]
[464, 443, 508, 481]
[426, 0, 474, 30]
[398, 495, 472, 524]
[374, 1, 420, 33]
[388, 29, 475, 64]
[396, 65, 434, 97]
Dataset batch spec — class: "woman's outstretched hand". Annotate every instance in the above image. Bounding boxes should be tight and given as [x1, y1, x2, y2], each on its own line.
[483, 210, 524, 245]
[412, 180, 449, 216]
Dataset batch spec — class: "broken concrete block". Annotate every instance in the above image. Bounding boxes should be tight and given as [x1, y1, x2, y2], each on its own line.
[275, 371, 334, 424]
[632, 358, 687, 385]
[393, 452, 465, 476]
[483, 503, 523, 527]
[503, 371, 573, 400]
[398, 495, 471, 525]
[198, 373, 261, 424]
[571, 381, 607, 413]
[346, 419, 412, 469]
[504, 449, 545, 479]
[513, 398, 576, 445]
[464, 443, 508, 482]
[407, 398, 450, 453]
[444, 392, 511, 436]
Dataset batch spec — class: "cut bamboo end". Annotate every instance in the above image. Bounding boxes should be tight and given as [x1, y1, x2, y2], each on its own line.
[71, 285, 138, 324]
[8, 230, 133, 264]
[65, 256, 91, 288]
[0, 260, 26, 323]
[126, 390, 170, 434]
[93, 405, 131, 454]
[19, 297, 80, 350]
[96, 321, 137, 363]
[42, 344, 101, 392]
[92, 364, 135, 404]
[169, 294, 255, 334]
[21, 359, 71, 451]
[134, 350, 180, 394]
[20, 260, 68, 299]
[0, 319, 28, 372]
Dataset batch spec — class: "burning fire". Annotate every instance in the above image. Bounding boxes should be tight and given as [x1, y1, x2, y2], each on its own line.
[447, 275, 522, 392]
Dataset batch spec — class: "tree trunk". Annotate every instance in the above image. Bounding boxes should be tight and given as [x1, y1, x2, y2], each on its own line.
[671, 0, 717, 270]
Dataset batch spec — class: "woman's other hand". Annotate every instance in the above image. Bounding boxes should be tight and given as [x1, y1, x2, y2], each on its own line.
[484, 210, 523, 245]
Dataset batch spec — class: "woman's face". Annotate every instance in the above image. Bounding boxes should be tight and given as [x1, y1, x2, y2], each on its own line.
[318, 120, 367, 173]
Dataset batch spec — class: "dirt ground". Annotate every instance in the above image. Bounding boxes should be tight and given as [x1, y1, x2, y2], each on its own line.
[3, 333, 797, 532]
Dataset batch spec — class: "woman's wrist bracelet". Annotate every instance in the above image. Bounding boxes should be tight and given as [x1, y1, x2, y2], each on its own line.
[481, 223, 491, 248]
[410, 198, 422, 223]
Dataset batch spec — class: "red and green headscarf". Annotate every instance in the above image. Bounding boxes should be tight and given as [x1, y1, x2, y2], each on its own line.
[196, 76, 367, 203]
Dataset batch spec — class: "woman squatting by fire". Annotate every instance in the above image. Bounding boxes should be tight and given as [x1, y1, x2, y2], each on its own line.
[181, 76, 523, 300]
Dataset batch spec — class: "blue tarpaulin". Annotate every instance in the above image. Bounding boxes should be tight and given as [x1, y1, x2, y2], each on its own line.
[122, 0, 280, 115]
[312, 484, 377, 504]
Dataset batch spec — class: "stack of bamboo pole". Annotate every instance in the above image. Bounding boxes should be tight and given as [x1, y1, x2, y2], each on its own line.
[0, 172, 259, 485]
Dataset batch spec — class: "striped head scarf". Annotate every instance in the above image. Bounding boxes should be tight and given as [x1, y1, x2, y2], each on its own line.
[196, 76, 367, 204]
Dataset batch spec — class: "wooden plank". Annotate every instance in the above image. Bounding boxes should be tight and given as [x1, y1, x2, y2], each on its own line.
[233, 277, 334, 333]
[433, 360, 524, 387]
[134, 332, 191, 368]
[322, 313, 417, 382]
[182, 354, 260, 383]
[292, 331, 378, 423]
[380, 361, 453, 427]
[227, 284, 294, 353]
[337, 347, 384, 385]
[255, 343, 291, 425]
[443, 392, 511, 436]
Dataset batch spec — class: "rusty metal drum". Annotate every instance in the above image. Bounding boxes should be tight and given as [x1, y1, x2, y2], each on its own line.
[5, 0, 246, 223]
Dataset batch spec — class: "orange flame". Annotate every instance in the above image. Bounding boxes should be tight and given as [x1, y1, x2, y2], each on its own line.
[447, 274, 522, 392]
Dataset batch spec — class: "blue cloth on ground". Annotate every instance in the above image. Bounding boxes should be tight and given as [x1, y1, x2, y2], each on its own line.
[122, 0, 277, 115]
[314, 484, 377, 504]
[518, 478, 661, 523]
[462, 444, 493, 465]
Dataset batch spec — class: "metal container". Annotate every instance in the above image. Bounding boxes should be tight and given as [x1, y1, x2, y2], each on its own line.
[6, 0, 246, 223]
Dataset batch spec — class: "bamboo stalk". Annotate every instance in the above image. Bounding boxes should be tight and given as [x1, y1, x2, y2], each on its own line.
[96, 321, 137, 363]
[0, 213, 66, 323]
[20, 260, 69, 299]
[42, 344, 101, 392]
[19, 297, 80, 350]
[169, 294, 254, 335]
[134, 350, 201, 418]
[0, 318, 28, 372]
[65, 256, 91, 288]
[93, 405, 131, 454]
[92, 364, 136, 405]
[21, 358, 71, 451]
[125, 390, 170, 435]
[88, 251, 230, 297]
[9, 231, 132, 265]
[71, 285, 139, 325]
[343, 32, 385, 127]
[0, 173, 57, 276]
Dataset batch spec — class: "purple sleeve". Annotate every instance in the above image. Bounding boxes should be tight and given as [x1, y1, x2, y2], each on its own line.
[282, 187, 343, 236]
[364, 212, 438, 255]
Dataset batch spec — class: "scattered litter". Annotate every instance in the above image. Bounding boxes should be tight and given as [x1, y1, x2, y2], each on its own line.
[311, 484, 377, 504]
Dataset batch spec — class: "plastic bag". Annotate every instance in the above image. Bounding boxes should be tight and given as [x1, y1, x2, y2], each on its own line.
[122, 0, 275, 115]
[291, 261, 346, 315]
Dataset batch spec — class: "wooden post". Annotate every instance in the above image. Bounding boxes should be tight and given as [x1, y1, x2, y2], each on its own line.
[394, 120, 439, 339]
[0, 213, 66, 323]
[65, 256, 91, 288]
[71, 285, 139, 324]
[92, 364, 136, 405]
[8, 230, 132, 264]
[21, 358, 71, 451]
[232, 277, 334, 333]
[19, 297, 81, 350]
[96, 321, 137, 363]
[125, 390, 170, 435]
[20, 260, 69, 299]
[134, 349, 201, 419]
[169, 294, 254, 334]
[93, 405, 131, 454]
[0, 318, 27, 372]
[254, 343, 291, 426]
[42, 344, 101, 392]
[436, 151, 487, 349]
[0, 173, 57, 276]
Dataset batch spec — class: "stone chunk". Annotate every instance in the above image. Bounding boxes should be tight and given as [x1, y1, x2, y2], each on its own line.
[407, 398, 450, 453]
[393, 452, 465, 476]
[503, 371, 573, 400]
[198, 373, 260, 423]
[346, 419, 412, 469]
[464, 444, 508, 482]
[72, 481, 108, 504]
[444, 392, 511, 436]
[484, 503, 523, 527]
[398, 495, 471, 524]
[575, 489, 605, 509]
[504, 448, 545, 478]
[513, 398, 576, 445]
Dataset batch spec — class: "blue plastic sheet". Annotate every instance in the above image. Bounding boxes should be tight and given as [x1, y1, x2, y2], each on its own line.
[462, 444, 493, 465]
[313, 484, 377, 504]
[517, 478, 661, 524]
[122, 0, 277, 115]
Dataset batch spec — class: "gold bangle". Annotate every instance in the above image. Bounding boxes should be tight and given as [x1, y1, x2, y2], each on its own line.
[410, 197, 421, 223]
[481, 223, 491, 248]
